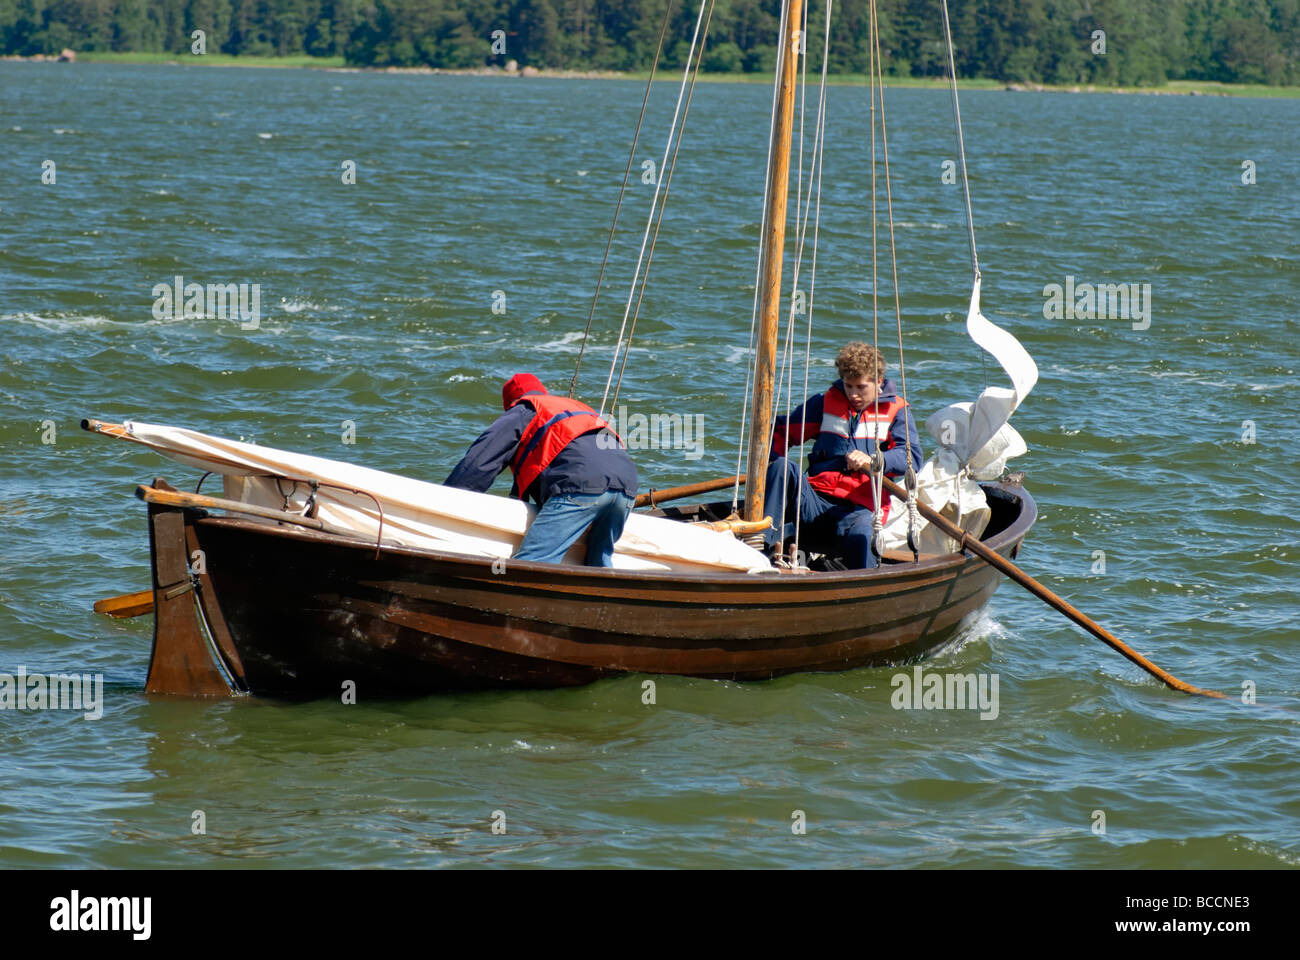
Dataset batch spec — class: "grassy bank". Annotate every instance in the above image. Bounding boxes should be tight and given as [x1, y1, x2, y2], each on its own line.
[627, 72, 1300, 97]
[1159, 79, 1300, 97]
[39, 52, 1300, 97]
[74, 51, 345, 68]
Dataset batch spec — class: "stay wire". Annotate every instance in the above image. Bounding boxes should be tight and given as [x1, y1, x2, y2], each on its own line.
[610, 0, 716, 415]
[867, 0, 884, 539]
[601, 0, 711, 417]
[568, 0, 675, 399]
[939, 0, 988, 394]
[792, 0, 832, 560]
[871, 0, 920, 555]
[775, 0, 810, 552]
[939, 0, 979, 284]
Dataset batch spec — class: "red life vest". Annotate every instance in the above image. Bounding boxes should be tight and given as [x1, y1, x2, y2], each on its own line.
[806, 387, 907, 515]
[510, 394, 619, 499]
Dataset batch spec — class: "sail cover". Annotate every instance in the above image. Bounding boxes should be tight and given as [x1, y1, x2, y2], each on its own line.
[879, 278, 1038, 554]
[117, 422, 772, 574]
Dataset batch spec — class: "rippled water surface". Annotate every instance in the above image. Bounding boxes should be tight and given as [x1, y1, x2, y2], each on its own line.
[1, 64, 1297, 868]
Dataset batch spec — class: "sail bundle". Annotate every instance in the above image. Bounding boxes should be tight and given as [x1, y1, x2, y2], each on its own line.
[112, 422, 773, 574]
[878, 279, 1038, 554]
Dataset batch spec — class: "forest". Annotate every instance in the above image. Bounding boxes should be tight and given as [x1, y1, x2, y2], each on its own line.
[2, 0, 1297, 86]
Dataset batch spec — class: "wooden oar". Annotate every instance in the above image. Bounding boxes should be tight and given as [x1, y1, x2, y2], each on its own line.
[875, 476, 1226, 700]
[647, 471, 1224, 699]
[93, 589, 154, 618]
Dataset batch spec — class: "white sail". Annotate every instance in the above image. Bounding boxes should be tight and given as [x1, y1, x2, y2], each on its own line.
[880, 278, 1037, 554]
[951, 276, 1038, 462]
[119, 422, 772, 574]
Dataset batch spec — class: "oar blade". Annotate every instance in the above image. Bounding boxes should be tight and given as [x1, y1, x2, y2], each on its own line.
[93, 589, 154, 619]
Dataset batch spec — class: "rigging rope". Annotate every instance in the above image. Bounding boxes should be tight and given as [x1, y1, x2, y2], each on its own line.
[867, 0, 884, 556]
[609, 0, 716, 416]
[869, 0, 920, 559]
[939, 0, 980, 284]
[568, 1, 676, 399]
[939, 0, 988, 393]
[785, 0, 832, 565]
[601, 0, 712, 417]
[772, 0, 809, 559]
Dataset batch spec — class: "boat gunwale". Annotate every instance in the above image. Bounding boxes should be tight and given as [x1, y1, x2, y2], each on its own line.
[183, 481, 1036, 588]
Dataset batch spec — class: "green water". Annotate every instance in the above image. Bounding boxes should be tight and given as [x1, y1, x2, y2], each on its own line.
[0, 63, 1297, 868]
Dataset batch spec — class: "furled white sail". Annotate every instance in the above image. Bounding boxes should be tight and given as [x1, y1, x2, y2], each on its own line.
[880, 278, 1037, 554]
[118, 422, 772, 574]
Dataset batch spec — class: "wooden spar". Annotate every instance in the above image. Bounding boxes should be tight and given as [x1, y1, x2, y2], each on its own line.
[699, 517, 773, 536]
[878, 476, 1226, 700]
[635, 475, 742, 508]
[744, 0, 804, 523]
[80, 418, 131, 439]
[135, 484, 326, 531]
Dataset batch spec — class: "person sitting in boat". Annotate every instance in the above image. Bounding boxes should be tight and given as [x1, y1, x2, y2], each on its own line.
[444, 373, 638, 567]
[762, 342, 923, 568]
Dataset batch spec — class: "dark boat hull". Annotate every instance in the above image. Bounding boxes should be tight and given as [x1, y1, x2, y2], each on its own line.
[145, 481, 1036, 696]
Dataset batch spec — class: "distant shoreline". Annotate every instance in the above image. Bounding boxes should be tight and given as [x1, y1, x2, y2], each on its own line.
[5, 51, 1298, 99]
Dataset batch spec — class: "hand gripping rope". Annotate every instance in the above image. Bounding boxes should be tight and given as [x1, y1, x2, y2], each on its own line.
[870, 446, 886, 560]
[904, 461, 921, 561]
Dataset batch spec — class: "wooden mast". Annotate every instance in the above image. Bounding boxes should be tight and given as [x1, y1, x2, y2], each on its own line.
[745, 0, 804, 523]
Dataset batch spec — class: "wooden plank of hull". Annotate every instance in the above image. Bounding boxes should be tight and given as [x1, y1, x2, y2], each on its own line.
[176, 484, 1034, 694]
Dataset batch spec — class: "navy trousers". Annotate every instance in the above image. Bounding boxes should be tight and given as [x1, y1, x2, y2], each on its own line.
[514, 490, 634, 567]
[761, 457, 880, 568]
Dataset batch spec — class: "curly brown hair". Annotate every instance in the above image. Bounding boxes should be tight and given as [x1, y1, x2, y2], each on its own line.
[834, 342, 886, 382]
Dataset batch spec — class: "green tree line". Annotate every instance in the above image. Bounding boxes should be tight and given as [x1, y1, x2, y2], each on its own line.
[2, 0, 1297, 85]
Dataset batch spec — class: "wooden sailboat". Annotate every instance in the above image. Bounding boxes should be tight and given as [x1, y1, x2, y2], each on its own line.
[87, 0, 1039, 698]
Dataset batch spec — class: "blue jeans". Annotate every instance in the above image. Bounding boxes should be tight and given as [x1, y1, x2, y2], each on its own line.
[514, 490, 634, 567]
[762, 457, 880, 568]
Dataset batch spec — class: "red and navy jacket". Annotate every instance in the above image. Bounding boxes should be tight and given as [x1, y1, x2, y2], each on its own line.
[771, 378, 923, 510]
[444, 390, 638, 506]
